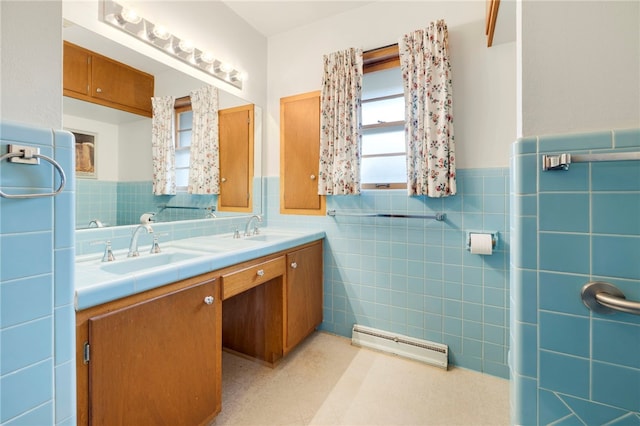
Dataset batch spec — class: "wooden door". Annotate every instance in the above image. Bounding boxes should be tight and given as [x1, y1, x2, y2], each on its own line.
[280, 91, 325, 214]
[91, 54, 154, 116]
[284, 241, 323, 353]
[218, 104, 253, 212]
[63, 42, 90, 97]
[87, 279, 221, 426]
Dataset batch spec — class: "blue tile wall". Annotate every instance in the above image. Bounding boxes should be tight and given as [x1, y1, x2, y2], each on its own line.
[0, 122, 76, 425]
[76, 177, 262, 228]
[511, 128, 640, 425]
[265, 167, 510, 378]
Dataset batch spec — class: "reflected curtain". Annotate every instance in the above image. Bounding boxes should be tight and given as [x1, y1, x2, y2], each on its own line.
[318, 48, 363, 195]
[188, 85, 220, 194]
[399, 20, 456, 197]
[151, 95, 176, 195]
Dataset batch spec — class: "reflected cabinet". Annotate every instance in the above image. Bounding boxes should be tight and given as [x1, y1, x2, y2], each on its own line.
[219, 104, 254, 212]
[63, 41, 154, 117]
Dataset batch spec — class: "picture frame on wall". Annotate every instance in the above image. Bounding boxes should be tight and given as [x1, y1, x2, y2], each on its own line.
[71, 130, 97, 179]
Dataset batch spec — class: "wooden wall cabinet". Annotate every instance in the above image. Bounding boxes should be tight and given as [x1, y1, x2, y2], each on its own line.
[63, 41, 154, 117]
[486, 0, 500, 47]
[218, 104, 254, 212]
[280, 91, 325, 215]
[76, 275, 221, 426]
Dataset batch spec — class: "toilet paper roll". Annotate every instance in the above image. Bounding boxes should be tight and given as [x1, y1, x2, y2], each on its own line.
[470, 233, 493, 255]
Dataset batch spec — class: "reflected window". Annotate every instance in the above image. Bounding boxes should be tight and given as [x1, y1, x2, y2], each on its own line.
[175, 106, 192, 191]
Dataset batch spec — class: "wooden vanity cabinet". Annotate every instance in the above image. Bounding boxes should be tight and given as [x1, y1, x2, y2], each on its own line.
[280, 91, 326, 215]
[284, 240, 324, 353]
[63, 41, 154, 117]
[76, 239, 323, 424]
[221, 240, 324, 362]
[76, 273, 221, 426]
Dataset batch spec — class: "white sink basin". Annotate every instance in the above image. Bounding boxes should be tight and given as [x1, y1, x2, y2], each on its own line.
[97, 249, 206, 275]
[170, 236, 258, 252]
[244, 234, 290, 242]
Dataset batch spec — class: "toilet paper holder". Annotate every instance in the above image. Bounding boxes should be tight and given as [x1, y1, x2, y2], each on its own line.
[466, 232, 499, 252]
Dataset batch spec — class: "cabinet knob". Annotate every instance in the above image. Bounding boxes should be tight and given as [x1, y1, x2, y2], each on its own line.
[256, 269, 265, 277]
[203, 296, 214, 305]
[310, 174, 316, 180]
[221, 177, 227, 182]
[290, 262, 298, 269]
[96, 87, 102, 93]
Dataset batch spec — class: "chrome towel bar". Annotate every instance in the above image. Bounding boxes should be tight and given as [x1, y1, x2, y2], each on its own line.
[581, 281, 640, 316]
[542, 151, 640, 171]
[327, 209, 446, 221]
[0, 144, 66, 199]
[156, 205, 215, 211]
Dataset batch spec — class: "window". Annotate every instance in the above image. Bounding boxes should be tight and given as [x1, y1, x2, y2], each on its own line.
[361, 65, 406, 189]
[175, 104, 192, 191]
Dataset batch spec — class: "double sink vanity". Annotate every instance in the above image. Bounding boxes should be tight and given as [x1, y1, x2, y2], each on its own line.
[74, 226, 325, 425]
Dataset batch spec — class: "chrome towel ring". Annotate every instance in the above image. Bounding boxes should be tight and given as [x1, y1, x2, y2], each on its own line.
[0, 144, 66, 199]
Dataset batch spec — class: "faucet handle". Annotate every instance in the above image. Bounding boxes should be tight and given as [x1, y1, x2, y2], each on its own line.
[150, 236, 161, 254]
[102, 241, 116, 262]
[233, 227, 241, 239]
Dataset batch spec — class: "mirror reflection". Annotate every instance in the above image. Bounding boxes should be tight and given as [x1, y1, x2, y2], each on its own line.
[63, 22, 262, 229]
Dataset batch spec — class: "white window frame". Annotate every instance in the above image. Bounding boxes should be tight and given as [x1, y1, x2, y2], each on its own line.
[360, 70, 406, 190]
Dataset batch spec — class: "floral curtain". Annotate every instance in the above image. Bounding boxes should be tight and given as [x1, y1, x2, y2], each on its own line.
[151, 95, 176, 195]
[188, 85, 220, 194]
[318, 48, 363, 195]
[399, 20, 456, 197]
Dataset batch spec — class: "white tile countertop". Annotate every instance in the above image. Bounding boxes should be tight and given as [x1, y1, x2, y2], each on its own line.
[75, 227, 326, 310]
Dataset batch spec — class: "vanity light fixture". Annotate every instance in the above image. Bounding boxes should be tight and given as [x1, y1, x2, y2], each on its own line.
[100, 0, 244, 89]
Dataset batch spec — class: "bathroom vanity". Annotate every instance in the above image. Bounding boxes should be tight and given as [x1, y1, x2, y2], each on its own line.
[74, 230, 324, 425]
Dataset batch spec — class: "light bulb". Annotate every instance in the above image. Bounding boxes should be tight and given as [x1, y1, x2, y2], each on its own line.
[219, 62, 233, 74]
[152, 24, 171, 40]
[120, 7, 142, 24]
[200, 52, 215, 64]
[178, 39, 194, 54]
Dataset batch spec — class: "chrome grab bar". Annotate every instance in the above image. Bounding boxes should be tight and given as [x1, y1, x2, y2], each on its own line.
[0, 145, 66, 199]
[581, 281, 640, 316]
[542, 151, 640, 171]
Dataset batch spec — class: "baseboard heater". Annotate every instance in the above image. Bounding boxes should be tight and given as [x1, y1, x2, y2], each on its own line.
[351, 324, 448, 369]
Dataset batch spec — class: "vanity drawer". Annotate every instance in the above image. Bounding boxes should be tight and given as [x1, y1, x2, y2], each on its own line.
[222, 256, 285, 299]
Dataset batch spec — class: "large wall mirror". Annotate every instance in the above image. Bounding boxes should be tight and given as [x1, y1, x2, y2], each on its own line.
[63, 22, 262, 230]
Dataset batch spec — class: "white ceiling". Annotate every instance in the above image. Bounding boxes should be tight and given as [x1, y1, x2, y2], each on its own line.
[220, 1, 373, 37]
[222, 0, 516, 43]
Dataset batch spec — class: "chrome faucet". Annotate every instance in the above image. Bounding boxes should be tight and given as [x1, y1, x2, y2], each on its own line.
[128, 224, 153, 257]
[244, 215, 262, 236]
[89, 219, 104, 228]
[102, 240, 116, 262]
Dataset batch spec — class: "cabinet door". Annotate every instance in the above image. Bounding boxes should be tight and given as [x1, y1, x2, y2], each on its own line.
[280, 91, 325, 214]
[87, 279, 221, 426]
[63, 42, 90, 96]
[91, 54, 154, 116]
[285, 241, 323, 353]
[219, 104, 253, 212]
